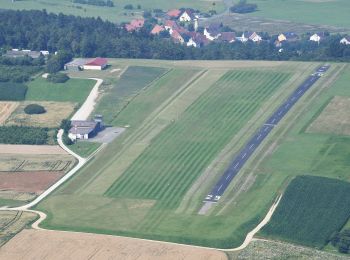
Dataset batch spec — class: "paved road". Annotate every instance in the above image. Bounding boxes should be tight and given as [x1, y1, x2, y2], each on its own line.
[204, 65, 330, 203]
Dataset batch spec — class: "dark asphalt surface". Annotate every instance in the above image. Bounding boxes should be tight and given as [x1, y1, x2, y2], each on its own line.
[204, 65, 330, 203]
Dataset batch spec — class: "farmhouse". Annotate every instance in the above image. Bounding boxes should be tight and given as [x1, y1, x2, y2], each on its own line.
[247, 32, 262, 42]
[278, 32, 298, 42]
[219, 32, 236, 43]
[166, 9, 181, 19]
[187, 33, 209, 48]
[179, 10, 195, 22]
[83, 57, 108, 70]
[125, 19, 145, 32]
[69, 117, 103, 140]
[340, 36, 350, 45]
[309, 32, 327, 43]
[204, 24, 221, 41]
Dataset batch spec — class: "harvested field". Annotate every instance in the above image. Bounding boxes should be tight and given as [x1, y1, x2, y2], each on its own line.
[0, 145, 66, 155]
[0, 229, 227, 260]
[307, 96, 350, 136]
[0, 171, 64, 194]
[0, 102, 18, 125]
[0, 211, 37, 247]
[5, 101, 75, 128]
[0, 154, 76, 172]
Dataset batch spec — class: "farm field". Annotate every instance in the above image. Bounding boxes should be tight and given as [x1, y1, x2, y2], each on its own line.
[35, 60, 329, 248]
[5, 101, 75, 128]
[0, 102, 18, 125]
[25, 77, 95, 104]
[248, 0, 350, 28]
[0, 0, 225, 22]
[0, 211, 37, 247]
[94, 66, 169, 124]
[260, 176, 350, 248]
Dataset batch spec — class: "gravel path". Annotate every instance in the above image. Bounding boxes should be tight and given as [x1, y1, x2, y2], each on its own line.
[71, 78, 103, 121]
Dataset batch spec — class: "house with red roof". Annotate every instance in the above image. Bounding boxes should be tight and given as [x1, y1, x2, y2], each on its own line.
[83, 57, 108, 70]
[167, 9, 182, 19]
[125, 19, 145, 32]
[151, 24, 165, 35]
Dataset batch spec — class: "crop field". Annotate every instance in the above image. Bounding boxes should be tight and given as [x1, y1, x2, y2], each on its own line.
[261, 176, 350, 248]
[5, 101, 75, 128]
[35, 60, 324, 248]
[0, 211, 37, 247]
[0, 83, 27, 101]
[0, 102, 18, 125]
[95, 66, 169, 124]
[307, 96, 350, 136]
[25, 77, 95, 104]
[248, 0, 350, 28]
[0, 0, 225, 22]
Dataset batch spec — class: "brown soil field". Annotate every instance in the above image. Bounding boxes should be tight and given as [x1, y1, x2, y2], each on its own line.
[0, 211, 37, 247]
[307, 96, 350, 135]
[0, 154, 75, 172]
[0, 102, 18, 125]
[0, 145, 66, 155]
[5, 101, 76, 128]
[0, 229, 227, 260]
[0, 171, 64, 194]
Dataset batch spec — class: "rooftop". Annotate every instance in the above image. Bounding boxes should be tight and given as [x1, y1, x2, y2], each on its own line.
[85, 57, 108, 66]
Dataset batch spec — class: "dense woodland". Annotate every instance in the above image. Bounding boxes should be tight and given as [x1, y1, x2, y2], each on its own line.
[1, 10, 350, 63]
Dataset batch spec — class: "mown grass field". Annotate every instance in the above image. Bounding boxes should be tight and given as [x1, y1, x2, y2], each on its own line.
[35, 60, 315, 248]
[248, 0, 350, 28]
[25, 77, 95, 104]
[0, 0, 225, 22]
[261, 176, 350, 248]
[95, 66, 168, 124]
[68, 141, 102, 158]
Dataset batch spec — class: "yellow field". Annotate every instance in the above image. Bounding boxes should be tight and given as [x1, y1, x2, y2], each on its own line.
[0, 102, 18, 125]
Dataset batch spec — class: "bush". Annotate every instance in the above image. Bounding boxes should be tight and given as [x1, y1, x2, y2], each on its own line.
[24, 104, 46, 114]
[0, 126, 48, 145]
[47, 73, 70, 83]
[0, 82, 27, 101]
[230, 0, 257, 14]
[124, 4, 133, 10]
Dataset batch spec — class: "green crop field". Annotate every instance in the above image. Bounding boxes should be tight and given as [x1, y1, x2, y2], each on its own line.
[0, 0, 225, 22]
[36, 60, 323, 248]
[25, 77, 95, 104]
[95, 66, 168, 124]
[261, 176, 350, 248]
[248, 0, 350, 28]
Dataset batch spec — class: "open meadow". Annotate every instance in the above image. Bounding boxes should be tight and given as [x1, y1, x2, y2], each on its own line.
[33, 59, 350, 249]
[0, 0, 225, 22]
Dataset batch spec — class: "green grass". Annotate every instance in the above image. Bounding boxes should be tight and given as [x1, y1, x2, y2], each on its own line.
[68, 141, 102, 158]
[25, 77, 95, 104]
[105, 70, 290, 209]
[261, 176, 350, 249]
[0, 0, 225, 22]
[0, 82, 27, 101]
[95, 66, 168, 124]
[248, 0, 350, 28]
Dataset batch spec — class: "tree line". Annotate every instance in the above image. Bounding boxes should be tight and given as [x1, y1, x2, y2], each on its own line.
[0, 9, 350, 62]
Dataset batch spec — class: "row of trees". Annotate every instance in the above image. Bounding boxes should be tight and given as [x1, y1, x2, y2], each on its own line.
[0, 10, 350, 62]
[73, 0, 114, 7]
[0, 126, 48, 145]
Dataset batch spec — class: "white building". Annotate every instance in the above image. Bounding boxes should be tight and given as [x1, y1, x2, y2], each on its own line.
[179, 10, 195, 22]
[340, 36, 350, 45]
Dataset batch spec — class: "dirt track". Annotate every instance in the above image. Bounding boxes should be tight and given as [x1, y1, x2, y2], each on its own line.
[0, 145, 66, 155]
[0, 229, 227, 260]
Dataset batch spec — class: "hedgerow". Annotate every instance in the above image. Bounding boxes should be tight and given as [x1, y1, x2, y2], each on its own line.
[0, 126, 49, 145]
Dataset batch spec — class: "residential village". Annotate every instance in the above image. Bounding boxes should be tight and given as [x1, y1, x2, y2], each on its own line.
[124, 8, 350, 49]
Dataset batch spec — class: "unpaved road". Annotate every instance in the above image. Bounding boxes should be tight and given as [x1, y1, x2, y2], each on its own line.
[71, 78, 103, 121]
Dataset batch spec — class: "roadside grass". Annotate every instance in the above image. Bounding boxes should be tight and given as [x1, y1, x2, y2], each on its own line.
[248, 0, 350, 28]
[25, 77, 95, 104]
[260, 176, 350, 248]
[94, 66, 168, 124]
[68, 141, 102, 158]
[0, 0, 225, 22]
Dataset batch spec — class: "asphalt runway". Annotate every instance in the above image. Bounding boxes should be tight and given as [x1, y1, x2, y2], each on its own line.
[204, 65, 330, 203]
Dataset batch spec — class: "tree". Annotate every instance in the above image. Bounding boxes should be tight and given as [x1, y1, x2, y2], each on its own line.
[230, 0, 258, 13]
[45, 57, 61, 73]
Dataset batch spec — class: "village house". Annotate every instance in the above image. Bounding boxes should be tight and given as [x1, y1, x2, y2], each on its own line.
[309, 32, 327, 43]
[151, 24, 165, 35]
[204, 24, 221, 41]
[187, 33, 209, 48]
[164, 20, 180, 34]
[236, 32, 249, 43]
[219, 32, 236, 43]
[340, 36, 350, 45]
[166, 9, 182, 19]
[179, 9, 196, 22]
[247, 32, 262, 42]
[278, 32, 299, 42]
[125, 19, 145, 32]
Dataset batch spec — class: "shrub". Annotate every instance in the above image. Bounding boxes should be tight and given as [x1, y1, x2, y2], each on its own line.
[124, 4, 133, 10]
[47, 73, 70, 83]
[230, 0, 257, 14]
[0, 82, 27, 101]
[24, 104, 46, 114]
